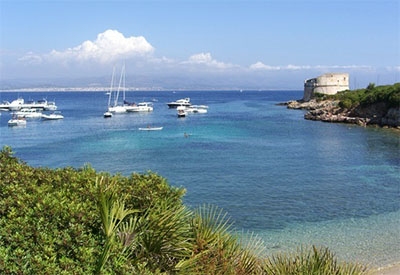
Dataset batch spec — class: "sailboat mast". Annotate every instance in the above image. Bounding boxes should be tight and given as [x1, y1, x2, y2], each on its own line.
[108, 66, 115, 107]
[115, 64, 125, 106]
[123, 64, 126, 101]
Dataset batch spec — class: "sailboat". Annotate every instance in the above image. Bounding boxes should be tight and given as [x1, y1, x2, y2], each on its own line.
[104, 67, 115, 117]
[106, 65, 128, 113]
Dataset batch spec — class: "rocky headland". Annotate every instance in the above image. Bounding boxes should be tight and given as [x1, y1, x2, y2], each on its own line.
[280, 99, 400, 128]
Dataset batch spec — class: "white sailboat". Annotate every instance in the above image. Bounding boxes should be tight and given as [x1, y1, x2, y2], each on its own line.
[106, 65, 128, 114]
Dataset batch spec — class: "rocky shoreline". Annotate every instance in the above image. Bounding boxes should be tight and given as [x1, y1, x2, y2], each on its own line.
[279, 99, 400, 129]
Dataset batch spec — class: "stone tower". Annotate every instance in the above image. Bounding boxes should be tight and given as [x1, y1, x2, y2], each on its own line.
[303, 73, 349, 101]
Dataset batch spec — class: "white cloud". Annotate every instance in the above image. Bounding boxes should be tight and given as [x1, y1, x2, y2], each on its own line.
[38, 30, 154, 64]
[286, 64, 311, 70]
[183, 52, 235, 69]
[249, 62, 312, 71]
[18, 52, 43, 64]
[249, 62, 280, 71]
[11, 29, 394, 89]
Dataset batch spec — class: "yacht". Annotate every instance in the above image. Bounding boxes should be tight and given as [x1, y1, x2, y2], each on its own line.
[13, 108, 42, 118]
[37, 99, 57, 111]
[167, 98, 191, 108]
[2, 98, 24, 111]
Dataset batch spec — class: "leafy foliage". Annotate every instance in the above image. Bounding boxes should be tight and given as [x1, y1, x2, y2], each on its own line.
[325, 82, 400, 109]
[264, 246, 366, 275]
[177, 205, 266, 274]
[0, 146, 185, 273]
[0, 146, 367, 274]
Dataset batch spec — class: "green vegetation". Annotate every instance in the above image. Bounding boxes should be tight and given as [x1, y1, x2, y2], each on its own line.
[0, 146, 367, 274]
[316, 82, 400, 110]
[264, 246, 365, 275]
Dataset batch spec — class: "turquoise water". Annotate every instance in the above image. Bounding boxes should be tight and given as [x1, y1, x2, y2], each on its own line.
[1, 90, 399, 267]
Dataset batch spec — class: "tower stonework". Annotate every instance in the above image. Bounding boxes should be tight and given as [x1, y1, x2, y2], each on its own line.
[303, 73, 349, 101]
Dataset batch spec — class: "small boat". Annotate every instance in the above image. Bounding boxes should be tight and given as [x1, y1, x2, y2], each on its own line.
[13, 108, 42, 118]
[138, 126, 163, 131]
[167, 98, 191, 108]
[41, 111, 64, 120]
[126, 102, 154, 112]
[103, 111, 113, 118]
[37, 99, 57, 111]
[8, 115, 27, 127]
[177, 106, 187, 118]
[186, 105, 208, 114]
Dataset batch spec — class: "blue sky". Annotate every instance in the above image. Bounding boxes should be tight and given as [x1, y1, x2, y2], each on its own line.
[0, 0, 399, 90]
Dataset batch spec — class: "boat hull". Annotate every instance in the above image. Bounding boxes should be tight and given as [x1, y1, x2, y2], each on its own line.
[138, 127, 163, 131]
[8, 119, 27, 127]
[41, 112, 64, 120]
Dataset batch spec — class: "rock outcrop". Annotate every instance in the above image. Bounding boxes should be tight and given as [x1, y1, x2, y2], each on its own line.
[282, 99, 400, 128]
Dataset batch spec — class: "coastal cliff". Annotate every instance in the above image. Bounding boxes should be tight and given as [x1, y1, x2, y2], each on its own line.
[283, 83, 400, 128]
[285, 99, 400, 128]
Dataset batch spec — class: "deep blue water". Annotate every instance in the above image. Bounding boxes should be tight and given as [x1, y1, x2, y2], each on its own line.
[1, 90, 399, 266]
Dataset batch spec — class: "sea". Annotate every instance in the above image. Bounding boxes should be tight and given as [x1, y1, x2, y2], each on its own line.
[1, 90, 399, 268]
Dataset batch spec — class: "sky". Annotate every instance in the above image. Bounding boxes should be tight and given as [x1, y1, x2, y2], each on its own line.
[0, 0, 399, 90]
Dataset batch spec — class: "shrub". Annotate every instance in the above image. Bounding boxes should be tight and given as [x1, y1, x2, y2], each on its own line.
[331, 83, 399, 110]
[264, 246, 366, 275]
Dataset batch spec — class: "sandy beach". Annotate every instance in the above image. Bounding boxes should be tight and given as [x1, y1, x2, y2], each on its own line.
[370, 263, 400, 275]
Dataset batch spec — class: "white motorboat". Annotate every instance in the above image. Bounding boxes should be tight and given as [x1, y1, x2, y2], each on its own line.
[177, 106, 187, 117]
[0, 98, 57, 111]
[8, 116, 27, 127]
[4, 98, 24, 111]
[0, 100, 11, 110]
[41, 111, 64, 120]
[37, 99, 57, 111]
[103, 111, 113, 118]
[186, 105, 208, 114]
[167, 98, 191, 108]
[126, 102, 154, 112]
[13, 108, 42, 118]
[138, 126, 163, 131]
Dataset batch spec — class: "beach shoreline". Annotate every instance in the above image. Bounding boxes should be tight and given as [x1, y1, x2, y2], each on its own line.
[370, 263, 400, 275]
